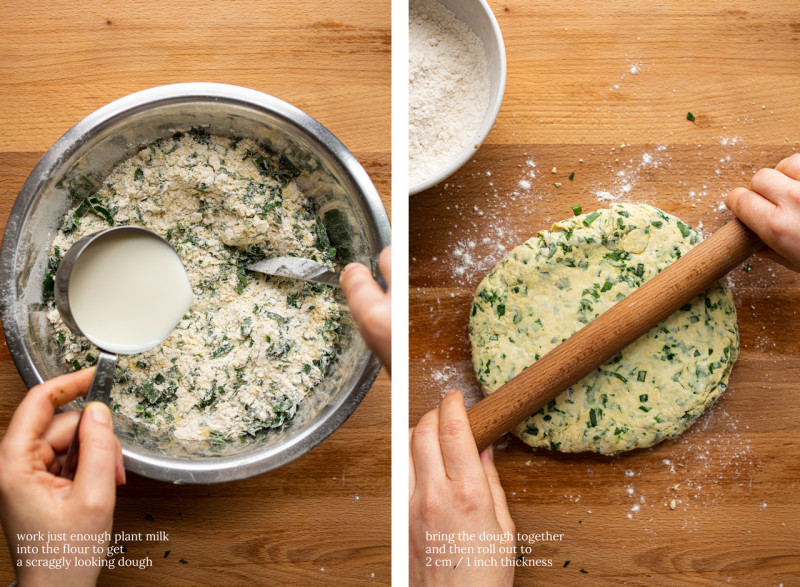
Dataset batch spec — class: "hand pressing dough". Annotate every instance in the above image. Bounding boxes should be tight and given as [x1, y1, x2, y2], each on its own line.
[468, 204, 738, 454]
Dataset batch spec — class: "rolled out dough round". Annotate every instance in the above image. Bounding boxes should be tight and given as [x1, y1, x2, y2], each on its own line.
[468, 203, 739, 454]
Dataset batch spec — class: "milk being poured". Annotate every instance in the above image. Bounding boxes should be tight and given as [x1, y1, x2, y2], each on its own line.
[68, 231, 193, 354]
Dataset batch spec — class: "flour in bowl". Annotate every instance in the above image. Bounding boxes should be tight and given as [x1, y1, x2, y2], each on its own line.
[44, 131, 344, 444]
[409, 0, 491, 187]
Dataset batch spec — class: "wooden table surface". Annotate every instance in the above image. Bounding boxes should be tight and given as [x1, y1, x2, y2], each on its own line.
[0, 2, 390, 585]
[410, 0, 800, 584]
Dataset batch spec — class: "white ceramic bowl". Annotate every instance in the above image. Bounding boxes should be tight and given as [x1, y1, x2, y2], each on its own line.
[409, 0, 507, 195]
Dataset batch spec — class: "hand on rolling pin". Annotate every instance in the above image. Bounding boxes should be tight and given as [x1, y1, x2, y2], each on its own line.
[0, 369, 125, 586]
[410, 389, 515, 586]
[726, 153, 800, 270]
[340, 245, 391, 372]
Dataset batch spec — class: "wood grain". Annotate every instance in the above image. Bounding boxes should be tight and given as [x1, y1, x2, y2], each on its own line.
[0, 1, 390, 585]
[411, 0, 800, 584]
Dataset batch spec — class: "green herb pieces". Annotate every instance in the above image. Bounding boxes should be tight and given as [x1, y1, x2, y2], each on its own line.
[190, 127, 210, 145]
[603, 370, 628, 383]
[583, 211, 600, 226]
[266, 311, 285, 324]
[313, 217, 337, 262]
[209, 430, 232, 445]
[63, 194, 115, 233]
[588, 407, 601, 427]
[554, 182, 562, 188]
[687, 111, 696, 122]
[210, 343, 233, 359]
[42, 246, 62, 302]
[564, 560, 571, 568]
[253, 153, 301, 186]
[571, 204, 582, 216]
[197, 380, 224, 410]
[569, 171, 575, 181]
[223, 243, 267, 294]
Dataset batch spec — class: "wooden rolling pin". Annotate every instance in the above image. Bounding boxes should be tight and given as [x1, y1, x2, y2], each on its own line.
[468, 218, 764, 452]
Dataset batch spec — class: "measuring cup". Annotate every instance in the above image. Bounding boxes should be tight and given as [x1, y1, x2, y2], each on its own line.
[54, 225, 193, 478]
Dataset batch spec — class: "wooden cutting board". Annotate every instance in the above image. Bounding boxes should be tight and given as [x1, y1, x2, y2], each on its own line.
[0, 2, 390, 585]
[410, 0, 800, 584]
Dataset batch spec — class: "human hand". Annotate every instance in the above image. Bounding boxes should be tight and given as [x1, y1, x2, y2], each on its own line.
[409, 389, 515, 586]
[0, 368, 125, 586]
[725, 153, 800, 270]
[340, 245, 391, 372]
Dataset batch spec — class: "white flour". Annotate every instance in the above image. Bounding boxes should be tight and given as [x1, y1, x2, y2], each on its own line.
[409, 0, 491, 187]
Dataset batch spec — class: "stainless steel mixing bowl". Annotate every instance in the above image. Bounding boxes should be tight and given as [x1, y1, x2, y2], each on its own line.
[0, 83, 391, 483]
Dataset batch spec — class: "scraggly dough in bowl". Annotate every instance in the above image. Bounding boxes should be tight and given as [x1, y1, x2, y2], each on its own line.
[46, 131, 343, 444]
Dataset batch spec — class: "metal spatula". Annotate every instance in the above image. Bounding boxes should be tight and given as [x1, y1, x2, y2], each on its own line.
[247, 256, 340, 287]
[246, 256, 387, 290]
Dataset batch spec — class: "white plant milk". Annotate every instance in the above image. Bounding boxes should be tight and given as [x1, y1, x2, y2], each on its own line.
[68, 231, 193, 354]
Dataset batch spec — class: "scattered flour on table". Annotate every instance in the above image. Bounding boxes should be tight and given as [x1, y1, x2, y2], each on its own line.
[409, 0, 491, 187]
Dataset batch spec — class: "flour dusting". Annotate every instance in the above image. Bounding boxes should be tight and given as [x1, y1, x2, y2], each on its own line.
[409, 0, 491, 187]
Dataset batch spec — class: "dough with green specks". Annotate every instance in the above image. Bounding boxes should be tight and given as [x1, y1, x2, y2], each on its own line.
[468, 203, 738, 455]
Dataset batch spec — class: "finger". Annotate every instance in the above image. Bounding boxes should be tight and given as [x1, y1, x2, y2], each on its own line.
[340, 262, 391, 369]
[116, 444, 126, 486]
[48, 448, 117, 482]
[725, 187, 777, 230]
[43, 410, 81, 453]
[437, 389, 484, 482]
[775, 153, 800, 181]
[5, 368, 95, 442]
[340, 262, 383, 302]
[480, 446, 515, 535]
[340, 263, 390, 329]
[48, 455, 63, 476]
[749, 168, 800, 206]
[410, 408, 445, 486]
[71, 402, 119, 511]
[379, 246, 392, 290]
[409, 429, 417, 499]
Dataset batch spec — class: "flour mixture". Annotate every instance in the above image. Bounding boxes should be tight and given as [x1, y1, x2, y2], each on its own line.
[45, 130, 343, 443]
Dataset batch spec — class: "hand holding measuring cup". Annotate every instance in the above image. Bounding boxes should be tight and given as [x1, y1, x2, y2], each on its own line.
[54, 226, 193, 478]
